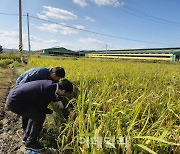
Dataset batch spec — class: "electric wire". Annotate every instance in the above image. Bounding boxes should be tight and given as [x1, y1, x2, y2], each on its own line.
[29, 15, 175, 46]
[123, 5, 180, 25]
[0, 12, 177, 46]
[50, 1, 180, 40]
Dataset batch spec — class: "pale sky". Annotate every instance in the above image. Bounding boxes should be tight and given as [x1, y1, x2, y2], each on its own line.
[0, 0, 180, 51]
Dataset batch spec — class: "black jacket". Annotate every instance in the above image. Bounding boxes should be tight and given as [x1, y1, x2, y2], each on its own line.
[6, 80, 57, 114]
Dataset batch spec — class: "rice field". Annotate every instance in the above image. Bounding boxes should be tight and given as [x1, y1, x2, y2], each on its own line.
[26, 57, 180, 153]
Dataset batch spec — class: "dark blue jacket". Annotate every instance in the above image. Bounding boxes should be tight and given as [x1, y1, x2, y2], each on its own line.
[6, 80, 57, 114]
[16, 67, 52, 85]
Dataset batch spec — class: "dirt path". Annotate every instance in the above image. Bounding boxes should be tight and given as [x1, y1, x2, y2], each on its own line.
[0, 67, 26, 153]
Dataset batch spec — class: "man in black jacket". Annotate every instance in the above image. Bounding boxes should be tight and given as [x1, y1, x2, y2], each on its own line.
[16, 66, 65, 131]
[6, 79, 73, 152]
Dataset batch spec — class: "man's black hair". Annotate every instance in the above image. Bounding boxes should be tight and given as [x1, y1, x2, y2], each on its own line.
[59, 79, 73, 93]
[51, 67, 65, 78]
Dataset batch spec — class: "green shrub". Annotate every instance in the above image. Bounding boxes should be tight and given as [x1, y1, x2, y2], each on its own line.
[0, 59, 13, 67]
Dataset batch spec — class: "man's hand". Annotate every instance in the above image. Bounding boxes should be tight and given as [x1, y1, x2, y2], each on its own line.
[51, 111, 56, 117]
[54, 101, 64, 109]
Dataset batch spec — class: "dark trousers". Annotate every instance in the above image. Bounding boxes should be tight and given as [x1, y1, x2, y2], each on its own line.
[22, 117, 29, 131]
[20, 108, 46, 144]
[6, 101, 46, 144]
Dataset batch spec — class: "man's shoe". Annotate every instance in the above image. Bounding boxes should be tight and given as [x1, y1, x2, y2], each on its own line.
[25, 141, 44, 152]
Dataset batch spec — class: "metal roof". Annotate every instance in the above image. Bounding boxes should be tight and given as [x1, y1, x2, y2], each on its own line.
[43, 47, 75, 54]
[89, 48, 180, 55]
[173, 51, 180, 56]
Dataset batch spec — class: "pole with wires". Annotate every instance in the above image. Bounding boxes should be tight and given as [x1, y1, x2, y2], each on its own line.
[19, 0, 23, 53]
[27, 13, 31, 55]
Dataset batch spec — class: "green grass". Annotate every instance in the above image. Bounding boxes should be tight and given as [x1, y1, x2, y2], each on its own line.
[0, 68, 7, 84]
[27, 57, 180, 153]
[0, 52, 21, 61]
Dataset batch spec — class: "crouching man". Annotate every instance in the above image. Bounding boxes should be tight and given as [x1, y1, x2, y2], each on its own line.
[6, 79, 73, 152]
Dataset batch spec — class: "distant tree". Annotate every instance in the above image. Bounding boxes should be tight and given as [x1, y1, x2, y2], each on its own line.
[0, 45, 3, 53]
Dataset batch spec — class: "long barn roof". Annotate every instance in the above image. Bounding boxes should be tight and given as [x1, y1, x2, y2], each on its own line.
[88, 47, 180, 55]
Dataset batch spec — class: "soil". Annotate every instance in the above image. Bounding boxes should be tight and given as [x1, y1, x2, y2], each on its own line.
[0, 67, 25, 154]
[0, 67, 59, 154]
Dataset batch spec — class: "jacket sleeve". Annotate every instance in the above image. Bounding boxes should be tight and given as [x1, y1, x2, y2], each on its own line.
[37, 99, 50, 114]
[16, 74, 26, 85]
[37, 85, 56, 114]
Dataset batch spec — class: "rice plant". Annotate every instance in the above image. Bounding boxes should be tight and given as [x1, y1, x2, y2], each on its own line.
[28, 57, 180, 154]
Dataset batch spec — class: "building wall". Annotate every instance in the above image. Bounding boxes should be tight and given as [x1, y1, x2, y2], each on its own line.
[86, 48, 180, 62]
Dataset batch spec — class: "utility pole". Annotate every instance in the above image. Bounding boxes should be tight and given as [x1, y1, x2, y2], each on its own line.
[27, 13, 31, 55]
[19, 0, 23, 53]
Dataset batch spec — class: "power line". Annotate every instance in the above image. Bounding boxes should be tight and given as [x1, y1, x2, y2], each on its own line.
[122, 5, 180, 26]
[57, 0, 180, 27]
[50, 2, 180, 40]
[57, 0, 180, 26]
[0, 12, 177, 46]
[0, 12, 18, 16]
[29, 15, 175, 46]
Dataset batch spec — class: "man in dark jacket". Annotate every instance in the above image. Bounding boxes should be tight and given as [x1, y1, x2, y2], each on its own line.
[16, 66, 65, 85]
[16, 66, 65, 131]
[6, 79, 73, 152]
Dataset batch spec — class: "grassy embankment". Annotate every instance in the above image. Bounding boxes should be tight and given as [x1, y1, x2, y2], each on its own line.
[0, 52, 23, 84]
